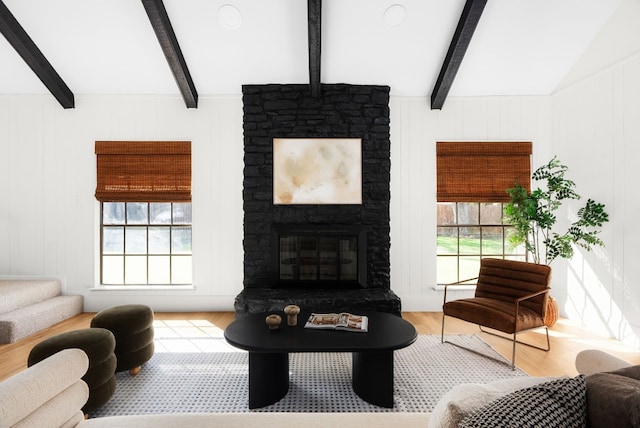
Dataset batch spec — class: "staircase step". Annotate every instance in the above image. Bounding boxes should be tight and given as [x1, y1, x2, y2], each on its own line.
[0, 279, 62, 313]
[0, 295, 84, 343]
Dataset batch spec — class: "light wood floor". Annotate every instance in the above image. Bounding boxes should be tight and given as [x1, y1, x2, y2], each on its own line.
[1, 311, 639, 382]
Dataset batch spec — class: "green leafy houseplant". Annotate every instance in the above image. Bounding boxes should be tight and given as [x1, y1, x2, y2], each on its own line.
[504, 156, 609, 265]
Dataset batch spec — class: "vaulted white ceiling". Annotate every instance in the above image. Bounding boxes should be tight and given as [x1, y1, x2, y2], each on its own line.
[0, 0, 623, 101]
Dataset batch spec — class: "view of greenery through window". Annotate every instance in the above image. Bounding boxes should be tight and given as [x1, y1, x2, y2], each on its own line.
[437, 202, 526, 284]
[101, 202, 192, 285]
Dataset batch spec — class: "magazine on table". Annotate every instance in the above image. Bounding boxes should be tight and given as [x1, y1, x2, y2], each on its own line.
[304, 312, 368, 332]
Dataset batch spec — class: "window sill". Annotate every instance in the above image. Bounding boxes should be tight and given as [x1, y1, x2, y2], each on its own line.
[91, 285, 195, 291]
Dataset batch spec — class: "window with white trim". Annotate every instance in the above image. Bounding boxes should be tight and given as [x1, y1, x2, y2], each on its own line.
[101, 202, 192, 285]
[437, 202, 525, 284]
[95, 141, 192, 286]
[436, 141, 532, 284]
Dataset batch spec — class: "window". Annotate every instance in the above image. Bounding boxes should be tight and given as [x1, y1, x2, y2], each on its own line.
[101, 202, 192, 285]
[436, 142, 532, 284]
[95, 141, 192, 285]
[437, 202, 526, 284]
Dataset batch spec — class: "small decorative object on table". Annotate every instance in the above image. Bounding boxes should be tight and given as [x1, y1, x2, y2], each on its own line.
[265, 314, 282, 330]
[284, 304, 301, 326]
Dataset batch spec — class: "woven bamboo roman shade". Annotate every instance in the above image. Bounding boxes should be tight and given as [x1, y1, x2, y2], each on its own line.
[436, 142, 532, 202]
[95, 141, 191, 202]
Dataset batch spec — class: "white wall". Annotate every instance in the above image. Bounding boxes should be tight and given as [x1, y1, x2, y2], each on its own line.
[0, 95, 245, 312]
[551, 53, 640, 348]
[547, 0, 640, 347]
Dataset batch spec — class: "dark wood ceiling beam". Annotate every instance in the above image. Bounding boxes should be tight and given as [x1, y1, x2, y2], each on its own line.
[0, 0, 74, 108]
[431, 0, 487, 110]
[142, 0, 198, 108]
[308, 0, 322, 98]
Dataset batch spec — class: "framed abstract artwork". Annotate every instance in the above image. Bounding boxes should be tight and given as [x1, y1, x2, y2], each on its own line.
[273, 138, 362, 204]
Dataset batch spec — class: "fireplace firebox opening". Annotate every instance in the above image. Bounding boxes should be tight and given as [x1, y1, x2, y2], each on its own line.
[271, 224, 367, 289]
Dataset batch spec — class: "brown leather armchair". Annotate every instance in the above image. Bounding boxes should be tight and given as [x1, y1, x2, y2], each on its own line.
[441, 258, 552, 369]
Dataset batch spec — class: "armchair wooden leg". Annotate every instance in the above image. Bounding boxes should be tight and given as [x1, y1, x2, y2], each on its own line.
[441, 313, 446, 343]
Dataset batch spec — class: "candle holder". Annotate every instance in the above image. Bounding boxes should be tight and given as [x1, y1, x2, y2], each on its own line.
[265, 314, 282, 330]
[284, 305, 301, 326]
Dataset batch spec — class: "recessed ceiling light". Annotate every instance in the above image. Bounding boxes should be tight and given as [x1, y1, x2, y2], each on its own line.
[383, 4, 407, 27]
[218, 4, 242, 30]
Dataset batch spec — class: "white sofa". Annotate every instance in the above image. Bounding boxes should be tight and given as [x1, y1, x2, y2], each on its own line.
[0, 349, 88, 428]
[0, 348, 633, 428]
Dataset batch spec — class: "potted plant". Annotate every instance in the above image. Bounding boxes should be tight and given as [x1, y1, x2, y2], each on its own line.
[503, 156, 609, 325]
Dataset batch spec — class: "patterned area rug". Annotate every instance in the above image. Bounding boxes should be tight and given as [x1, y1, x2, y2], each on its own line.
[90, 334, 527, 417]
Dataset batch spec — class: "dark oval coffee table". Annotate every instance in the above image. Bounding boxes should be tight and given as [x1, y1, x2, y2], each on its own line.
[224, 311, 417, 409]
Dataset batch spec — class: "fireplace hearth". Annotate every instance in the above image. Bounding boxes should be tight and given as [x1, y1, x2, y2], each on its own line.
[234, 287, 401, 317]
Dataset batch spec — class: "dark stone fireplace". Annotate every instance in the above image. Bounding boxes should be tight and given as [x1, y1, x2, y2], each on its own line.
[235, 83, 401, 316]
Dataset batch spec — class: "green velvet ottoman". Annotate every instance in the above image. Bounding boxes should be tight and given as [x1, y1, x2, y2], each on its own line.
[91, 304, 155, 375]
[28, 328, 117, 415]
